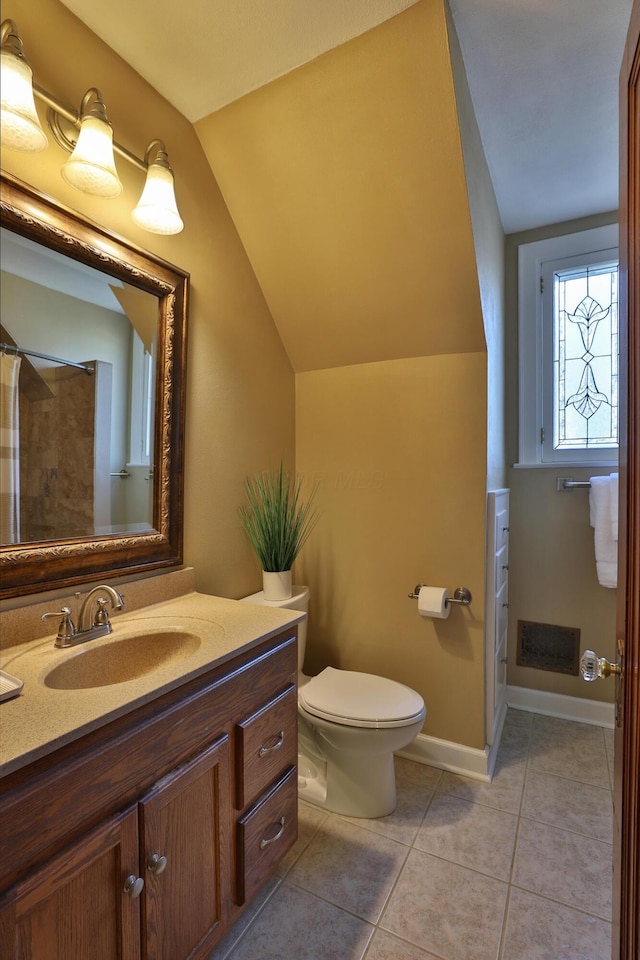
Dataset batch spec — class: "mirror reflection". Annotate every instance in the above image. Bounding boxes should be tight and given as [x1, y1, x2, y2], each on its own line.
[1, 228, 159, 545]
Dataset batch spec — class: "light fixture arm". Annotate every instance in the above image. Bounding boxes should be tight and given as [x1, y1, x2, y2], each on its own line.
[0, 19, 25, 59]
[36, 84, 147, 173]
[144, 139, 172, 170]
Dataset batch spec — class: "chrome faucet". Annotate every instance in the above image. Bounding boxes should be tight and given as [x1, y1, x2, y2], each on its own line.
[78, 585, 125, 633]
[42, 585, 125, 648]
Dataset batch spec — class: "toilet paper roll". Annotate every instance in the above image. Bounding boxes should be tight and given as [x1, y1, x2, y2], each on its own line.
[418, 586, 450, 619]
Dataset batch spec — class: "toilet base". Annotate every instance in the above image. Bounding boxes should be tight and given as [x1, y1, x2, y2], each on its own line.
[297, 751, 328, 807]
[296, 745, 397, 819]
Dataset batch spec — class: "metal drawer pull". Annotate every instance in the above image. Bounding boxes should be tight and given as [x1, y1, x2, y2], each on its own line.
[260, 816, 286, 849]
[147, 853, 168, 875]
[259, 730, 285, 757]
[123, 875, 144, 898]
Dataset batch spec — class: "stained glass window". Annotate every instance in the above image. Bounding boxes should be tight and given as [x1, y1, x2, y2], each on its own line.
[518, 224, 619, 466]
[553, 261, 619, 451]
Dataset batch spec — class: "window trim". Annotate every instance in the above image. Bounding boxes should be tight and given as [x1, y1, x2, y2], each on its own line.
[517, 224, 619, 467]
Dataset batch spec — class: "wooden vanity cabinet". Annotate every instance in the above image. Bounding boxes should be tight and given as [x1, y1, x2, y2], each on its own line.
[139, 735, 231, 960]
[4, 806, 142, 960]
[0, 629, 298, 960]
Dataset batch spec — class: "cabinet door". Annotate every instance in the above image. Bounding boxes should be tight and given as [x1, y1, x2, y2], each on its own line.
[0, 806, 141, 960]
[139, 736, 231, 960]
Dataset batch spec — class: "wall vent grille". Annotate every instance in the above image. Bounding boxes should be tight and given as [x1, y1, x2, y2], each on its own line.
[516, 620, 580, 675]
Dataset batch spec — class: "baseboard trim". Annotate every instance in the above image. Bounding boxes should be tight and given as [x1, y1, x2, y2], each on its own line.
[506, 685, 615, 728]
[395, 687, 613, 782]
[396, 734, 491, 782]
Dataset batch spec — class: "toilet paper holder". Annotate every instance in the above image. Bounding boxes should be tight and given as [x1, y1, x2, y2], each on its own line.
[408, 585, 472, 606]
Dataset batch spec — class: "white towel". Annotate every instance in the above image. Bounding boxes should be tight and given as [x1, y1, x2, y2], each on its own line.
[589, 475, 618, 588]
[609, 473, 619, 542]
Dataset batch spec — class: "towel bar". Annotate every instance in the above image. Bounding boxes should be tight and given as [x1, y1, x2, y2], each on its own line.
[557, 477, 591, 491]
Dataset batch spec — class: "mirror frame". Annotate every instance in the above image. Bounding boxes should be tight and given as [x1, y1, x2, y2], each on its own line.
[0, 171, 189, 599]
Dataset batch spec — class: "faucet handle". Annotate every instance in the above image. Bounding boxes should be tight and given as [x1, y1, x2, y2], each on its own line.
[94, 598, 112, 628]
[42, 607, 76, 646]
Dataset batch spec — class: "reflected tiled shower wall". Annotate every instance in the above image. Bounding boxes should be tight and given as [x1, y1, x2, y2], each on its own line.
[19, 364, 96, 541]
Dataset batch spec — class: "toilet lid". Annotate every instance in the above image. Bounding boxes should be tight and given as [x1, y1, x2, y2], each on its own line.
[298, 667, 425, 729]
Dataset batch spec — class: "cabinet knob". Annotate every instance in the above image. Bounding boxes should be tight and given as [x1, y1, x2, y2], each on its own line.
[147, 853, 168, 875]
[259, 730, 285, 757]
[123, 875, 144, 898]
[260, 816, 286, 849]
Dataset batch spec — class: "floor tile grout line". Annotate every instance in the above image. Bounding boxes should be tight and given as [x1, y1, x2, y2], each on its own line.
[362, 773, 450, 950]
[215, 876, 285, 960]
[497, 724, 531, 959]
[521, 765, 614, 790]
[517, 810, 614, 844]
[497, 880, 515, 960]
[279, 874, 382, 928]
[507, 879, 614, 924]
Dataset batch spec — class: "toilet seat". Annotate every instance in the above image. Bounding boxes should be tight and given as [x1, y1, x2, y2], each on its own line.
[298, 666, 425, 729]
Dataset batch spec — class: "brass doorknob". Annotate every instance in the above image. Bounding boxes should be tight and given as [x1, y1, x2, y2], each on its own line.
[580, 649, 621, 681]
[147, 853, 168, 875]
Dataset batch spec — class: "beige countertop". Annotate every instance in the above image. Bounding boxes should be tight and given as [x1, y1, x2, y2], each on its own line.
[0, 591, 303, 779]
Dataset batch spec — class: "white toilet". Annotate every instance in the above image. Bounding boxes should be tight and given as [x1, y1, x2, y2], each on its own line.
[241, 585, 426, 818]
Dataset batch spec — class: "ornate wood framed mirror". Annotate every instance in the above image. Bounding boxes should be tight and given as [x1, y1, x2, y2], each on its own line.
[0, 171, 189, 598]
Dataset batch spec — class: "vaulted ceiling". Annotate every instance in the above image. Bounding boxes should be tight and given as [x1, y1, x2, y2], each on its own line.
[60, 0, 632, 233]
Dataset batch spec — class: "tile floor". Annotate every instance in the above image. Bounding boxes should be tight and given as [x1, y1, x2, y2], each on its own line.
[210, 709, 614, 960]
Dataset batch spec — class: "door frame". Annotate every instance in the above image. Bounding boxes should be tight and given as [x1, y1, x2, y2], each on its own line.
[614, 2, 640, 957]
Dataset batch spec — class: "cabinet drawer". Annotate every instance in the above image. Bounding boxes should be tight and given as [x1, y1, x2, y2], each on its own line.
[235, 685, 297, 809]
[236, 767, 297, 905]
[495, 507, 509, 553]
[495, 581, 508, 651]
[495, 544, 509, 593]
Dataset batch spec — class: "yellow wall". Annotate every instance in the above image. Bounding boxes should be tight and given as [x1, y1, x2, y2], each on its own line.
[504, 215, 618, 703]
[447, 5, 506, 493]
[1, 0, 295, 600]
[195, 1, 490, 748]
[1, 0, 616, 744]
[296, 355, 488, 747]
[195, 0, 486, 372]
[3, 0, 496, 749]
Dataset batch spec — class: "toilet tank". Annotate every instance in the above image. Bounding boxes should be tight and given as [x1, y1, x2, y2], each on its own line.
[240, 585, 309, 674]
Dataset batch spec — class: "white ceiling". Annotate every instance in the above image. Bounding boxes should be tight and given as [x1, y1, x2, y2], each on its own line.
[447, 0, 632, 232]
[60, 0, 632, 233]
[0, 229, 125, 312]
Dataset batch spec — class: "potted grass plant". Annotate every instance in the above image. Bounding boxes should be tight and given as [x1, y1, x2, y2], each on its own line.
[239, 462, 319, 600]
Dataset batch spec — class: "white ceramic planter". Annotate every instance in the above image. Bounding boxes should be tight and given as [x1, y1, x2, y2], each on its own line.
[262, 570, 293, 601]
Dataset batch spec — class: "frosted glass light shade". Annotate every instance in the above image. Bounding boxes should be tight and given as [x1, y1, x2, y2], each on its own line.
[0, 49, 48, 152]
[132, 162, 184, 235]
[61, 115, 122, 198]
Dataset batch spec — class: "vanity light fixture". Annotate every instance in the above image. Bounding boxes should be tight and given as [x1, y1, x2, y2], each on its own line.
[132, 140, 184, 235]
[60, 88, 122, 199]
[0, 19, 184, 235]
[0, 20, 48, 152]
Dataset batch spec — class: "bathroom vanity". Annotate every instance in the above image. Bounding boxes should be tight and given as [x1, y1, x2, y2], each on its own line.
[0, 591, 300, 960]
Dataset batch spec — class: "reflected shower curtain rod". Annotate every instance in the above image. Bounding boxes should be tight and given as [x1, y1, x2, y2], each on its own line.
[0, 342, 94, 374]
